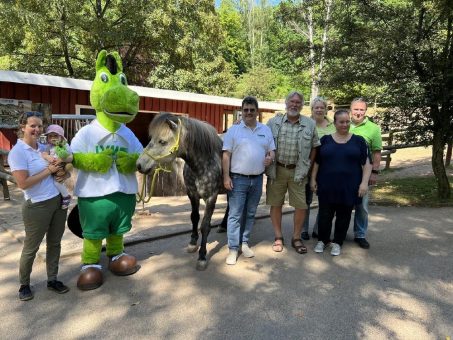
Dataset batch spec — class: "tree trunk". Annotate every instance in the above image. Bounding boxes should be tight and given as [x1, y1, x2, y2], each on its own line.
[432, 131, 451, 199]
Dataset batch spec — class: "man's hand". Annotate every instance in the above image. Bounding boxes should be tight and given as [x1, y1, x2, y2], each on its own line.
[223, 175, 233, 191]
[264, 152, 273, 167]
[369, 172, 378, 186]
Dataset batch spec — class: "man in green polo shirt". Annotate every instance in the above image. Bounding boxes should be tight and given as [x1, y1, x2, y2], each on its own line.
[350, 97, 382, 249]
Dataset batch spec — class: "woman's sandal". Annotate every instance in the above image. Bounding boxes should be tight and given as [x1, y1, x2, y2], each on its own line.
[291, 238, 308, 254]
[272, 237, 284, 252]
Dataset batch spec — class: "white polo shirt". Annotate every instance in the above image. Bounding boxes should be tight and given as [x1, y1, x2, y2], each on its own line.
[223, 121, 275, 175]
[70, 119, 143, 197]
[8, 139, 59, 202]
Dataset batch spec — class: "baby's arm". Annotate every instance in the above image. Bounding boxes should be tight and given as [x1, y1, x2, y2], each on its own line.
[41, 152, 54, 163]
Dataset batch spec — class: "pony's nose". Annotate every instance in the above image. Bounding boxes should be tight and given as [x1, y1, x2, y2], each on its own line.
[137, 163, 142, 172]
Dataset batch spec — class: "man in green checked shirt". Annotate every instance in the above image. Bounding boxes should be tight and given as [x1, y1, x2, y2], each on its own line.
[265, 91, 320, 254]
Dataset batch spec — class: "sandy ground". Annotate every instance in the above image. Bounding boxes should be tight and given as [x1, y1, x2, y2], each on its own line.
[379, 146, 453, 180]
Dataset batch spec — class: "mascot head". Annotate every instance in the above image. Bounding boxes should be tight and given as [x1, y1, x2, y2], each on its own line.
[90, 50, 139, 126]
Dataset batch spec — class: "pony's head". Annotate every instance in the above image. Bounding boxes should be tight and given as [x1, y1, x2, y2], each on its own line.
[137, 113, 183, 174]
[90, 50, 139, 126]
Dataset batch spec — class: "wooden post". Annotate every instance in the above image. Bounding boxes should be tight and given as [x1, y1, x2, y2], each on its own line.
[0, 153, 10, 200]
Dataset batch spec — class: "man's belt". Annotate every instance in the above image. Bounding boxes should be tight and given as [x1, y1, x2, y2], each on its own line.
[276, 161, 296, 169]
[230, 172, 263, 178]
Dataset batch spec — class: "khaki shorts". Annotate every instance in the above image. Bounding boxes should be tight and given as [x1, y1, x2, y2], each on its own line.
[266, 166, 308, 209]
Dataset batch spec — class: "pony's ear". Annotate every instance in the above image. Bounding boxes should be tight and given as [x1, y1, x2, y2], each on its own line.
[95, 50, 107, 72]
[166, 119, 178, 131]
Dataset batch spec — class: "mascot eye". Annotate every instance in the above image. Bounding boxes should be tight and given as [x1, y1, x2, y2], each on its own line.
[158, 140, 168, 146]
[119, 74, 127, 85]
[100, 72, 109, 83]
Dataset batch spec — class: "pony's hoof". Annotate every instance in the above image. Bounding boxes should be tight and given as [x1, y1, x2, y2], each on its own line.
[187, 244, 198, 253]
[196, 260, 208, 271]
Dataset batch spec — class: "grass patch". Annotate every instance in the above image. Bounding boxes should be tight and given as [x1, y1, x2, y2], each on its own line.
[371, 175, 453, 207]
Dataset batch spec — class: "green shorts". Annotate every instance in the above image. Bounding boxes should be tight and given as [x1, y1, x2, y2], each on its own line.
[266, 166, 308, 209]
[78, 192, 136, 240]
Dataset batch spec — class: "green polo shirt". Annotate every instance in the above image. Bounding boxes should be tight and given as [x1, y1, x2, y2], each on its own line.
[316, 117, 336, 139]
[350, 117, 382, 151]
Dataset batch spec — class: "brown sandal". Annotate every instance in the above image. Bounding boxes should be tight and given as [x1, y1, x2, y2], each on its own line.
[291, 238, 307, 254]
[272, 237, 284, 252]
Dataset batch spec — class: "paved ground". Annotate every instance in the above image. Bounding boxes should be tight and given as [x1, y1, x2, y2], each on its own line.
[0, 185, 452, 339]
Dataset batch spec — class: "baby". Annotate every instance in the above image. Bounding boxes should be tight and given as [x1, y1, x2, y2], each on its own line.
[41, 124, 74, 209]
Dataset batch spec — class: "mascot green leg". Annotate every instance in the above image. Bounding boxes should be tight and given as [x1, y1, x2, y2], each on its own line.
[106, 234, 124, 256]
[77, 239, 104, 291]
[107, 234, 139, 276]
[81, 239, 103, 264]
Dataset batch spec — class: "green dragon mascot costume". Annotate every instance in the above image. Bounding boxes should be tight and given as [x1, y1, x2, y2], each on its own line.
[71, 50, 143, 290]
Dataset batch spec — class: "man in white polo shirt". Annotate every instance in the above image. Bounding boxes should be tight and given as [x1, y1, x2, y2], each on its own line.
[222, 96, 275, 265]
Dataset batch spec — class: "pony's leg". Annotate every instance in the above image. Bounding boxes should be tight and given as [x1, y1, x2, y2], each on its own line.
[197, 195, 217, 271]
[187, 194, 200, 253]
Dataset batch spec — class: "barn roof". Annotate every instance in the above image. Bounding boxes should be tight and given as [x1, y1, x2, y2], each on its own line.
[0, 70, 285, 111]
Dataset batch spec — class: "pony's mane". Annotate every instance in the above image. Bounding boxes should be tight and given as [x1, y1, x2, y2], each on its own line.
[149, 113, 222, 158]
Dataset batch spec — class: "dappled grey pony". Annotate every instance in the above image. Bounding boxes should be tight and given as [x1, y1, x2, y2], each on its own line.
[136, 113, 228, 270]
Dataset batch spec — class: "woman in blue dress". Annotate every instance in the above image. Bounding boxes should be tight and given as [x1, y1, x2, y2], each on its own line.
[310, 109, 372, 256]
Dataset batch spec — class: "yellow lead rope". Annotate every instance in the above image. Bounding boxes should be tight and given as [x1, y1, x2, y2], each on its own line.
[136, 119, 182, 204]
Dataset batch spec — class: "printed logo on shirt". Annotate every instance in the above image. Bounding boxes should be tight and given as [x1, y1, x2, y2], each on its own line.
[95, 145, 128, 154]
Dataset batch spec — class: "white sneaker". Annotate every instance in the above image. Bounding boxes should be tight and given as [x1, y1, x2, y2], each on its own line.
[314, 241, 326, 253]
[241, 243, 255, 258]
[330, 243, 341, 256]
[226, 250, 238, 265]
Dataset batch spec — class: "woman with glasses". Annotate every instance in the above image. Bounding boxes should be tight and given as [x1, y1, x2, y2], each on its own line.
[310, 109, 372, 256]
[301, 97, 336, 241]
[8, 111, 70, 301]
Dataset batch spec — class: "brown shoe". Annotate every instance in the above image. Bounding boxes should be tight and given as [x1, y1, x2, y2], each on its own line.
[108, 253, 140, 276]
[77, 265, 103, 290]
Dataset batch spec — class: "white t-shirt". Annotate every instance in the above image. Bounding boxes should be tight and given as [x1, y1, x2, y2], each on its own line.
[70, 120, 144, 197]
[8, 139, 59, 203]
[223, 121, 275, 175]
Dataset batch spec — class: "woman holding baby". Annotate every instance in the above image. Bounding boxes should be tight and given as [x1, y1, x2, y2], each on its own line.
[8, 111, 70, 301]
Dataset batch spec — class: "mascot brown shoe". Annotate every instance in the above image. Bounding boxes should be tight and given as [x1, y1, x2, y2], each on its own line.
[77, 264, 104, 290]
[108, 253, 140, 276]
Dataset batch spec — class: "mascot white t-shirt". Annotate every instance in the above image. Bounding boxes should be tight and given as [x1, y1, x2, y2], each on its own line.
[71, 119, 143, 197]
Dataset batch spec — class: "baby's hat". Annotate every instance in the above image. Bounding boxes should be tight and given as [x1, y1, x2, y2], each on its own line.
[45, 124, 66, 140]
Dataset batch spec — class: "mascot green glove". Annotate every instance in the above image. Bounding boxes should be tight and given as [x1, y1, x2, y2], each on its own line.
[70, 50, 143, 290]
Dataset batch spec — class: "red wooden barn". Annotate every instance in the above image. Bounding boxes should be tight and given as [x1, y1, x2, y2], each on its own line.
[0, 70, 284, 150]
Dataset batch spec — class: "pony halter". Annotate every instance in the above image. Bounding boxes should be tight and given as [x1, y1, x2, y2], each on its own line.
[137, 118, 182, 204]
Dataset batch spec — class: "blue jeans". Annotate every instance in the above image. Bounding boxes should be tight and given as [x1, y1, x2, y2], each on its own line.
[353, 190, 369, 238]
[303, 182, 319, 234]
[227, 174, 263, 250]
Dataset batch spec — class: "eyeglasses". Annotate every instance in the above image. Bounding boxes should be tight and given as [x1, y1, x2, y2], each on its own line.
[242, 108, 256, 113]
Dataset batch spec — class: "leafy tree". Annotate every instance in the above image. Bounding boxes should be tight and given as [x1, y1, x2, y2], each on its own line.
[331, 0, 453, 199]
[218, 0, 249, 75]
[0, 0, 235, 95]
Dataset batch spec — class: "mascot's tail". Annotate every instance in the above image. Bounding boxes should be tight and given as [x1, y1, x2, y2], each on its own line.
[68, 205, 84, 239]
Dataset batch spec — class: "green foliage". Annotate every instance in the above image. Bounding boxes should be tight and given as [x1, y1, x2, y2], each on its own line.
[0, 0, 234, 95]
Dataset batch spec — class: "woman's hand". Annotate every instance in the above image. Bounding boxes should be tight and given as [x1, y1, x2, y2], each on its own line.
[310, 178, 317, 193]
[358, 182, 368, 197]
[48, 163, 61, 174]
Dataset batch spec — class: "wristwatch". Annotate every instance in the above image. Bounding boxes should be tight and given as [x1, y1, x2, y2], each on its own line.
[371, 169, 380, 174]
